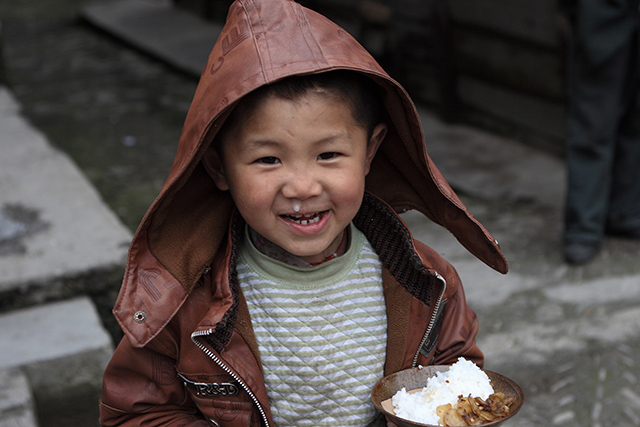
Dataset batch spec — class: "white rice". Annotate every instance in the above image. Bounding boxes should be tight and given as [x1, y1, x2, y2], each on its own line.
[391, 357, 494, 425]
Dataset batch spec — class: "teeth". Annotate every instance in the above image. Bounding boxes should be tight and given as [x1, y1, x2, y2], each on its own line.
[300, 216, 320, 225]
[288, 213, 321, 225]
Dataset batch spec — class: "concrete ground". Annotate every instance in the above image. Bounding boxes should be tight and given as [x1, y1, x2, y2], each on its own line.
[1, 0, 639, 425]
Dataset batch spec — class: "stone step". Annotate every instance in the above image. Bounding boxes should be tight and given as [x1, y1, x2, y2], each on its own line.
[0, 86, 132, 309]
[0, 369, 38, 427]
[82, 0, 223, 77]
[0, 297, 113, 422]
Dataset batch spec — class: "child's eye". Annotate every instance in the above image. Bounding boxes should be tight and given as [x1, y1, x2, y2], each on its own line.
[257, 156, 280, 164]
[318, 152, 340, 160]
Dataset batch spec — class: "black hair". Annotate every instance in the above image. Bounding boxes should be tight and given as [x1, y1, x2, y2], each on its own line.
[214, 70, 385, 149]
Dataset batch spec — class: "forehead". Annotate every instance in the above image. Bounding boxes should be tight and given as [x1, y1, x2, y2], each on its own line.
[255, 91, 355, 119]
[248, 90, 356, 122]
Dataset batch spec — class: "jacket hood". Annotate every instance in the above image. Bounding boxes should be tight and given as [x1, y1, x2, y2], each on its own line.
[113, 0, 507, 347]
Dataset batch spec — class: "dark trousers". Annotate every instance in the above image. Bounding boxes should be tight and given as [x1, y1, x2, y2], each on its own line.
[564, 0, 640, 244]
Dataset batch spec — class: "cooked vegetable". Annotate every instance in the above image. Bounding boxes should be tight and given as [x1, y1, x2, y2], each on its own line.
[436, 392, 517, 426]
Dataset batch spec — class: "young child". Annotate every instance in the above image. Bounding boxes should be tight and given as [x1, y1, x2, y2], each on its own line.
[99, 0, 508, 426]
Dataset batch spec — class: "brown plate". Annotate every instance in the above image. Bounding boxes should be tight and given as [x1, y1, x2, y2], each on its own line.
[371, 366, 524, 427]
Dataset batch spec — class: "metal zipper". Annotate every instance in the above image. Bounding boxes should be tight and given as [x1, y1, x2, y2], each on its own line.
[411, 272, 447, 367]
[191, 330, 270, 427]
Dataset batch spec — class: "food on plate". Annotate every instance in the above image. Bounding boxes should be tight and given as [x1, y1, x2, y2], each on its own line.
[436, 392, 517, 426]
[390, 358, 515, 426]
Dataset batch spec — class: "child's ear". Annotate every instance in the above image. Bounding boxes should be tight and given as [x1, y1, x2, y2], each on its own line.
[202, 148, 230, 191]
[364, 123, 387, 175]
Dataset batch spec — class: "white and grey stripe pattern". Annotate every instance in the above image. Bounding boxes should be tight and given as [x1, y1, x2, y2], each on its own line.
[237, 236, 387, 427]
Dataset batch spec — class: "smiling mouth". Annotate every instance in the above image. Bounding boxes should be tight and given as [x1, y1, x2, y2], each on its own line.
[283, 211, 325, 225]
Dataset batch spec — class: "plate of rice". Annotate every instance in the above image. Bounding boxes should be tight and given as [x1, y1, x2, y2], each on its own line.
[371, 358, 523, 427]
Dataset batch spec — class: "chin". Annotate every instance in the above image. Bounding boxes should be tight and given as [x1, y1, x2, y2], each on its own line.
[287, 245, 330, 260]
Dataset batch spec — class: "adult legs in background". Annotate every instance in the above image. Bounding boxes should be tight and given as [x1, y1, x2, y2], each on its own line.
[563, 1, 640, 264]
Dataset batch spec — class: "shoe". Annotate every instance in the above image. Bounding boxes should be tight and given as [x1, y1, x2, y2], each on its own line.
[564, 241, 600, 265]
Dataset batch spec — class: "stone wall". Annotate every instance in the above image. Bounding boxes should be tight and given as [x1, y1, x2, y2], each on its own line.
[447, 0, 567, 153]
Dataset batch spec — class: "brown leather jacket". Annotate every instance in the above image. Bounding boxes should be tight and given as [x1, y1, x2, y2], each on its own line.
[99, 0, 508, 425]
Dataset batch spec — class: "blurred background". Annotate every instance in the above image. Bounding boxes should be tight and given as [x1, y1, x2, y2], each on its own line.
[1, 0, 639, 426]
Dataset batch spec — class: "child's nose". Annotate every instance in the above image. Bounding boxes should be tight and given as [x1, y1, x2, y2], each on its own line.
[282, 168, 322, 199]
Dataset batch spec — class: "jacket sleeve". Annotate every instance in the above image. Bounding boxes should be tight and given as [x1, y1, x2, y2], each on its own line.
[100, 336, 210, 427]
[414, 240, 484, 368]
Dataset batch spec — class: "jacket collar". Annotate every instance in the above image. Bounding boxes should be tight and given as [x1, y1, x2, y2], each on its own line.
[200, 193, 444, 352]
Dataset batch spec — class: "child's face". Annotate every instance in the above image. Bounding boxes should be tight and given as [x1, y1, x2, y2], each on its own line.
[205, 92, 386, 264]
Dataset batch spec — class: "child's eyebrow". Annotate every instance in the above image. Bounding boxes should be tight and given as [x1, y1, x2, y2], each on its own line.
[311, 132, 352, 146]
[242, 138, 281, 151]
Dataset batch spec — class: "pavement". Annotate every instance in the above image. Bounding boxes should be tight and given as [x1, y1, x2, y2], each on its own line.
[1, 0, 640, 426]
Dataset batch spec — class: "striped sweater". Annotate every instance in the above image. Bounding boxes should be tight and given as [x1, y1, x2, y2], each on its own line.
[237, 223, 387, 426]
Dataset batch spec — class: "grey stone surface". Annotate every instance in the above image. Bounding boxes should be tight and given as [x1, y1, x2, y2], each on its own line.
[82, 0, 223, 77]
[418, 106, 566, 209]
[0, 86, 131, 295]
[0, 369, 38, 427]
[0, 297, 113, 398]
